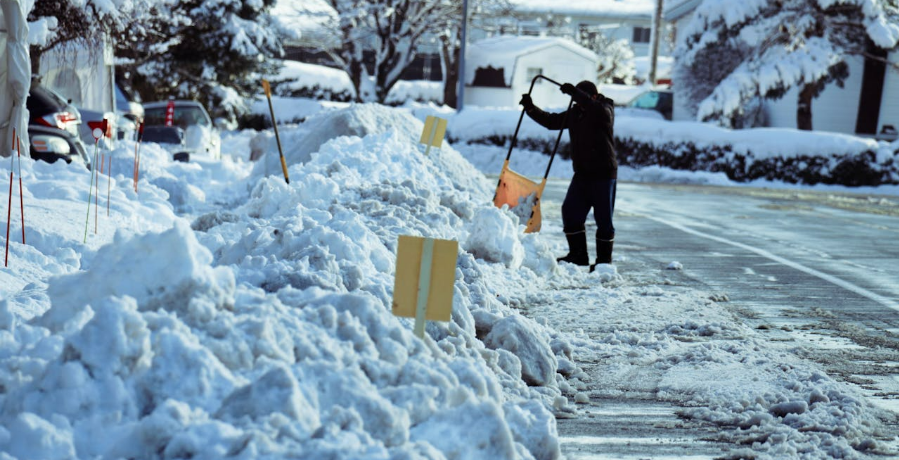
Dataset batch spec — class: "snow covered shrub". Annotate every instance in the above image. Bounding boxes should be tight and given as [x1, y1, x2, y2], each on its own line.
[616, 138, 899, 186]
[272, 81, 355, 104]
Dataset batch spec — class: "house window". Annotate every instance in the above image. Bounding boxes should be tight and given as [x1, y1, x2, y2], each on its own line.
[53, 69, 82, 106]
[472, 66, 506, 87]
[579, 24, 598, 42]
[526, 67, 543, 84]
[633, 27, 651, 43]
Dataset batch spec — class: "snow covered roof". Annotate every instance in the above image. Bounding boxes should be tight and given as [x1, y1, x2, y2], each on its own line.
[509, 0, 655, 19]
[663, 0, 701, 21]
[466, 36, 598, 86]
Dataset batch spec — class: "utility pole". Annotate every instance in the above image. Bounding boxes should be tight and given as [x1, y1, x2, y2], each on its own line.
[648, 0, 664, 87]
[457, 0, 469, 111]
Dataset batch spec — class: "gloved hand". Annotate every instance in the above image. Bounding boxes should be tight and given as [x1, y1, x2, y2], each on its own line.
[560, 83, 576, 95]
[519, 94, 534, 109]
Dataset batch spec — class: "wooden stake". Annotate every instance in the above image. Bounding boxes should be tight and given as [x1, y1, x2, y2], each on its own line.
[262, 79, 290, 184]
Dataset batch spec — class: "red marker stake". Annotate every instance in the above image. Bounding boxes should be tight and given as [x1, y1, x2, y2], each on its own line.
[94, 152, 99, 234]
[4, 170, 11, 267]
[5, 130, 17, 266]
[134, 122, 144, 193]
[84, 139, 99, 243]
[107, 156, 112, 216]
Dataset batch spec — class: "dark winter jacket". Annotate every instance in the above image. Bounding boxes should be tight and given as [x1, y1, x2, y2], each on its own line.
[525, 89, 617, 179]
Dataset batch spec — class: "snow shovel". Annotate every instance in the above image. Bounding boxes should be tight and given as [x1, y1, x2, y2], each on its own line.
[493, 75, 573, 233]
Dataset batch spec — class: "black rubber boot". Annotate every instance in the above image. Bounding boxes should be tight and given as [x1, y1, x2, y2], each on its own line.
[589, 238, 614, 273]
[557, 231, 589, 266]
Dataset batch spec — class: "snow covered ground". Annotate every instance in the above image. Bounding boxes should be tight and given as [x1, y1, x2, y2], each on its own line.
[1, 101, 897, 459]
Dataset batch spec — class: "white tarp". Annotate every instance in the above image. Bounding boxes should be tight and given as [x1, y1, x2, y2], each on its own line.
[0, 0, 31, 158]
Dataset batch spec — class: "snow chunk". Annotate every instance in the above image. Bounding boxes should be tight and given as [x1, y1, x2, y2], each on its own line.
[410, 400, 518, 460]
[216, 365, 320, 432]
[504, 400, 561, 460]
[464, 207, 525, 269]
[484, 315, 558, 387]
[1, 412, 75, 460]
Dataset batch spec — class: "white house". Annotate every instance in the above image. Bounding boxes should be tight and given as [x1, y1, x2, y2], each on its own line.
[479, 0, 665, 59]
[464, 36, 598, 109]
[664, 0, 899, 139]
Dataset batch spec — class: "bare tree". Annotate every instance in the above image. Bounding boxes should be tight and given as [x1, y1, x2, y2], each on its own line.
[324, 0, 458, 103]
[429, 0, 513, 108]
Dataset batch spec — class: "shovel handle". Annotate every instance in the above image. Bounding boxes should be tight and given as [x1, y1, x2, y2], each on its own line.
[504, 75, 572, 180]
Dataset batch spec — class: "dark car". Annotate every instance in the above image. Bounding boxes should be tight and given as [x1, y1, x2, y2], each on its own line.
[27, 80, 82, 137]
[141, 126, 193, 162]
[26, 80, 90, 167]
[627, 89, 673, 120]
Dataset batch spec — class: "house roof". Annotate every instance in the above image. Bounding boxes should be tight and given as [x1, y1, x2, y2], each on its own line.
[466, 36, 598, 86]
[509, 0, 655, 19]
[663, 0, 702, 21]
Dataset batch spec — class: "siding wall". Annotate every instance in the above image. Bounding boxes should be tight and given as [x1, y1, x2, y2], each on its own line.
[514, 47, 596, 109]
[465, 45, 596, 109]
[764, 56, 864, 134]
[877, 50, 899, 136]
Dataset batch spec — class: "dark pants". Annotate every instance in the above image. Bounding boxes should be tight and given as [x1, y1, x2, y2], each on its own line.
[562, 176, 616, 240]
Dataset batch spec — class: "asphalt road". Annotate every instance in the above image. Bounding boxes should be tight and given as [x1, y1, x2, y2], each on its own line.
[538, 180, 899, 459]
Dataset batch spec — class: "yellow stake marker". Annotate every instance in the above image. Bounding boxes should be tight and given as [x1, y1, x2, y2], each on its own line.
[392, 235, 458, 338]
[262, 79, 290, 184]
[419, 115, 447, 156]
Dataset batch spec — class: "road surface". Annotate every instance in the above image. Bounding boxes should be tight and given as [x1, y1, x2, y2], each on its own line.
[537, 180, 899, 459]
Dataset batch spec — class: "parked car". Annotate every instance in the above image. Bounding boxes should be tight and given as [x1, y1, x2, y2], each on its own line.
[28, 125, 91, 167]
[141, 126, 193, 162]
[26, 80, 91, 167]
[626, 89, 673, 120]
[114, 83, 144, 141]
[76, 107, 116, 147]
[142, 100, 221, 159]
[27, 79, 82, 138]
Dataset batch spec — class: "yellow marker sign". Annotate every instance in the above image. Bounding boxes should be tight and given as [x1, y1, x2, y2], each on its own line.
[419, 116, 448, 156]
[392, 235, 458, 337]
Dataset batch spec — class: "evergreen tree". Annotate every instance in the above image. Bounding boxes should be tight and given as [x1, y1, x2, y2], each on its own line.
[119, 0, 283, 121]
[676, 0, 899, 130]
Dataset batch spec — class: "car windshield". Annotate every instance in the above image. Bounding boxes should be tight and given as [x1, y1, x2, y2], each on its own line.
[630, 92, 660, 109]
[144, 105, 211, 128]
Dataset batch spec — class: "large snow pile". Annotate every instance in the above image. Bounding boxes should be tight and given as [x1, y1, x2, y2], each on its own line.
[1, 104, 586, 460]
[3, 102, 895, 459]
